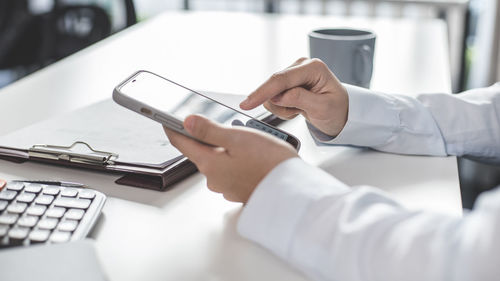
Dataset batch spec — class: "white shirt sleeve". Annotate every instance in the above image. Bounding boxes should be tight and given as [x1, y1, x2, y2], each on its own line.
[309, 83, 500, 162]
[238, 158, 500, 281]
[237, 84, 500, 281]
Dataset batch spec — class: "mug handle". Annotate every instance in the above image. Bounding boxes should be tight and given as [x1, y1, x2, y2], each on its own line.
[353, 44, 373, 87]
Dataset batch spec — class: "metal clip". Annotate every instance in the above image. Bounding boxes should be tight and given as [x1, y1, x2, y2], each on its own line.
[28, 141, 118, 166]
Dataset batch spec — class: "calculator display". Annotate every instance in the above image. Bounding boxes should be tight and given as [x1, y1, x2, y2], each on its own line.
[119, 71, 289, 141]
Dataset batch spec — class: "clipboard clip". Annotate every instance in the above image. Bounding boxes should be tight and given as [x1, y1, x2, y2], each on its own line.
[28, 141, 118, 166]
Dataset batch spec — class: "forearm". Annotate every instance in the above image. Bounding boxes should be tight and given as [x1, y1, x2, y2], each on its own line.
[311, 83, 500, 160]
[238, 158, 500, 281]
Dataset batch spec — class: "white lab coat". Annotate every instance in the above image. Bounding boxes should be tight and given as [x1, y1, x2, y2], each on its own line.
[237, 83, 500, 281]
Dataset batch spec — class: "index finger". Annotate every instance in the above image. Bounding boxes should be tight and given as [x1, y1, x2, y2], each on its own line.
[240, 59, 321, 110]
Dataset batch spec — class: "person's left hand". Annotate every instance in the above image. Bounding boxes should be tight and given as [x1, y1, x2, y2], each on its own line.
[164, 115, 298, 203]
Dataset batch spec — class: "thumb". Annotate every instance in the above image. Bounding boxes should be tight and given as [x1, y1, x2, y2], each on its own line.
[184, 115, 233, 147]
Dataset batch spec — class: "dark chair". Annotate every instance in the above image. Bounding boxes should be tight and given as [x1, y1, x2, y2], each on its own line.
[0, 0, 136, 85]
[39, 4, 113, 65]
[458, 157, 500, 209]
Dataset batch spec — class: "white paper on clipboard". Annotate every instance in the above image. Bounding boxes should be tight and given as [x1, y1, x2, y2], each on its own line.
[0, 91, 268, 167]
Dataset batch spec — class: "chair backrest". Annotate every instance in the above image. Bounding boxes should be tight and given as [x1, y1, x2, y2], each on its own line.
[0, 0, 136, 70]
[40, 4, 112, 64]
[0, 0, 34, 68]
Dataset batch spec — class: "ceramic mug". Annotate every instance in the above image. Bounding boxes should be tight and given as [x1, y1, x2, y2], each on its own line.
[309, 28, 376, 88]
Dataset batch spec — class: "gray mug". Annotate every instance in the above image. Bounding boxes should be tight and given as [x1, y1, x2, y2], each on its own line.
[309, 28, 376, 88]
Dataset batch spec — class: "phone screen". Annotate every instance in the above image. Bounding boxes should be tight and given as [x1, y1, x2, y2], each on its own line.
[119, 71, 291, 141]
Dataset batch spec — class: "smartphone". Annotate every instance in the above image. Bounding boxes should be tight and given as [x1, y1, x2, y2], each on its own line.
[113, 70, 301, 150]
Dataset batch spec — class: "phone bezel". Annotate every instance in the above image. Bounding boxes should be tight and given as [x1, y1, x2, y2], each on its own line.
[113, 70, 301, 151]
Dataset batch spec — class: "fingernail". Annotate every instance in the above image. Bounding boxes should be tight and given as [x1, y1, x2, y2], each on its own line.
[185, 116, 196, 133]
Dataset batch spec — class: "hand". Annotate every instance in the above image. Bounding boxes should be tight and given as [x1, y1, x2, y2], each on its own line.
[164, 115, 298, 203]
[240, 57, 349, 137]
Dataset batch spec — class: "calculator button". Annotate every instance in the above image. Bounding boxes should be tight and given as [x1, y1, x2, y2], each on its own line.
[0, 200, 8, 211]
[0, 225, 8, 237]
[54, 198, 91, 209]
[42, 186, 60, 196]
[6, 182, 24, 191]
[58, 220, 78, 232]
[0, 190, 17, 201]
[46, 207, 66, 219]
[37, 218, 59, 230]
[61, 188, 78, 197]
[8, 227, 29, 244]
[29, 229, 50, 243]
[35, 195, 54, 205]
[7, 202, 27, 214]
[16, 192, 36, 203]
[65, 209, 84, 220]
[26, 205, 47, 216]
[78, 190, 96, 199]
[0, 214, 18, 225]
[17, 216, 39, 228]
[50, 231, 71, 243]
[24, 184, 43, 193]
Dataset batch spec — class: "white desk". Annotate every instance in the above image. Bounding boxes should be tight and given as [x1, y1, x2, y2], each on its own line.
[0, 12, 460, 281]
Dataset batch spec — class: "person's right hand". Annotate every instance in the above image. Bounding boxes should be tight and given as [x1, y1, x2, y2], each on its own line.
[240, 58, 349, 137]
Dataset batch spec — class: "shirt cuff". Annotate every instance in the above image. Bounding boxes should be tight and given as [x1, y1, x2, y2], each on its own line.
[308, 84, 401, 147]
[237, 157, 350, 259]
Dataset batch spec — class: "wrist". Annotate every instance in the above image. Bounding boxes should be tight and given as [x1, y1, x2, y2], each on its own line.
[308, 86, 349, 137]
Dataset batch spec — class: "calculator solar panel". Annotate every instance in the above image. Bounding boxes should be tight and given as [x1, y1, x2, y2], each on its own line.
[0, 181, 105, 248]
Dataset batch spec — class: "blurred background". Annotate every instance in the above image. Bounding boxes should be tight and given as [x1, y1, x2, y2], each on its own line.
[0, 0, 499, 92]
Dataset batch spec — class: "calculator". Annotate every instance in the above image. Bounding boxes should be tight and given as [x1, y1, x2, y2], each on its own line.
[0, 181, 105, 248]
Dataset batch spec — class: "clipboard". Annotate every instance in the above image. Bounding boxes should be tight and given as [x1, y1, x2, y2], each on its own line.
[0, 143, 196, 191]
[0, 93, 280, 191]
